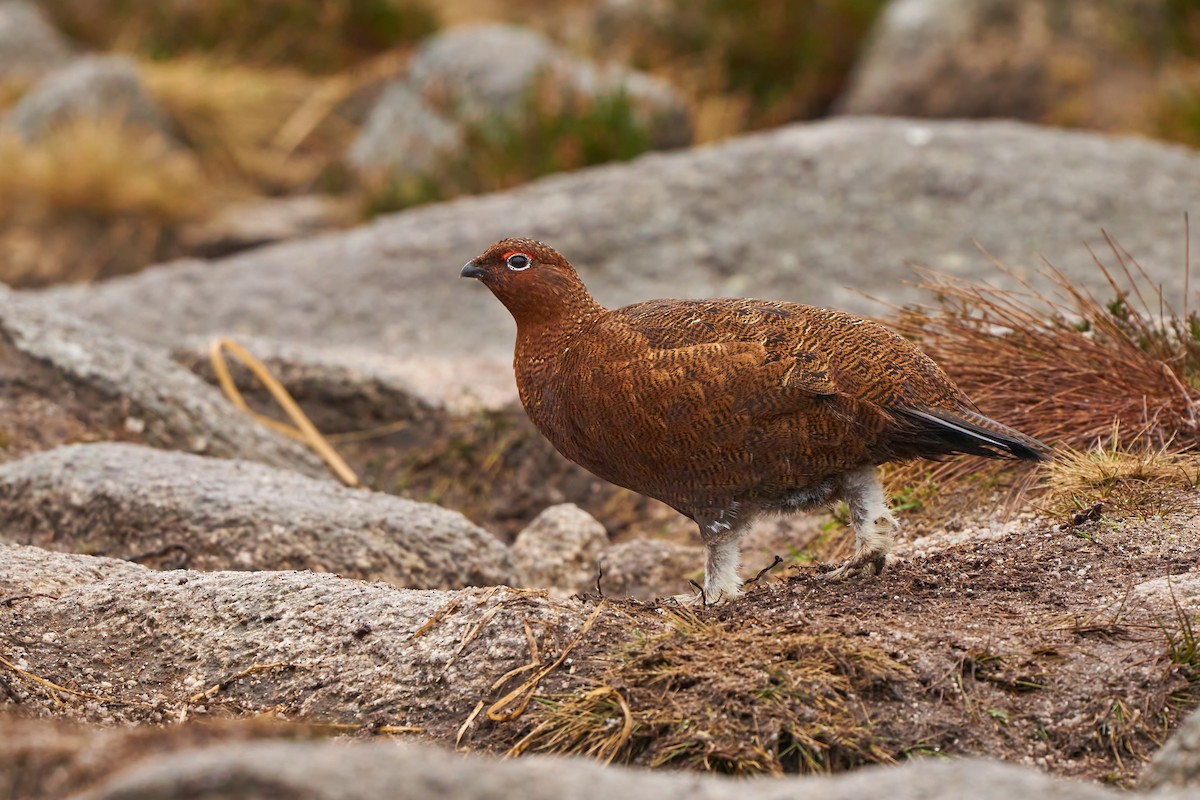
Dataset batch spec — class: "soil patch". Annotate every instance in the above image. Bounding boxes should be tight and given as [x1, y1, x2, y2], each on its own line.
[473, 497, 1200, 785]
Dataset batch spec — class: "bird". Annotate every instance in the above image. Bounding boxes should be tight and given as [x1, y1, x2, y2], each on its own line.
[461, 237, 1048, 604]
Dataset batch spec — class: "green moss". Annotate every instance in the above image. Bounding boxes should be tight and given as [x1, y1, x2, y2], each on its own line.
[1165, 0, 1200, 55]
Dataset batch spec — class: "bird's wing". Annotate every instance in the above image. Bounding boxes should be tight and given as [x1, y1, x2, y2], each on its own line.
[559, 319, 845, 445]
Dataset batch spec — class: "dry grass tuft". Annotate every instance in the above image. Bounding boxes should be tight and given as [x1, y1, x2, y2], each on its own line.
[141, 58, 342, 192]
[0, 119, 210, 286]
[0, 121, 208, 220]
[508, 685, 633, 764]
[883, 235, 1200, 513]
[1041, 431, 1200, 518]
[512, 607, 908, 775]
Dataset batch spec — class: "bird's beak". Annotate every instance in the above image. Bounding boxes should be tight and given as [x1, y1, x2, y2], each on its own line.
[460, 261, 486, 279]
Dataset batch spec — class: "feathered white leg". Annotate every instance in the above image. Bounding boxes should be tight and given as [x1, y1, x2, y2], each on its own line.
[672, 506, 749, 605]
[824, 465, 897, 581]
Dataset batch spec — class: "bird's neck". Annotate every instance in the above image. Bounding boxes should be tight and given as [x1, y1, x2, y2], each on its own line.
[513, 298, 604, 366]
[512, 293, 604, 433]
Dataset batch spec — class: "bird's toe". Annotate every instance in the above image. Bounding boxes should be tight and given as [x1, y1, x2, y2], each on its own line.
[822, 552, 888, 582]
[664, 584, 742, 607]
[821, 562, 858, 581]
[666, 590, 706, 607]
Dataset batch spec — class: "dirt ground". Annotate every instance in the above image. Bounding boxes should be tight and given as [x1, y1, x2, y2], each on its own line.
[474, 496, 1200, 785]
[5, 498, 1197, 791]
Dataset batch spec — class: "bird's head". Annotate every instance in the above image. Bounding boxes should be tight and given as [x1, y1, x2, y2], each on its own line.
[460, 237, 597, 324]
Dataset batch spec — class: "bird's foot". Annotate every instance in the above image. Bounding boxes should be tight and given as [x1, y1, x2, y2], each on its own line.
[821, 550, 887, 581]
[666, 581, 742, 607]
[667, 590, 706, 607]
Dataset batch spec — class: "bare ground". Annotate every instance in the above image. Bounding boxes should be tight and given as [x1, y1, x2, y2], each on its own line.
[3, 498, 1198, 788]
[3, 324, 1200, 789]
[472, 498, 1200, 785]
[0, 330, 141, 463]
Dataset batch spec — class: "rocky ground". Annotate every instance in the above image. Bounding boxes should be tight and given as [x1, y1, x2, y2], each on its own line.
[3, 502, 1200, 795]
[4, 3, 1200, 797]
[3, 118, 1200, 790]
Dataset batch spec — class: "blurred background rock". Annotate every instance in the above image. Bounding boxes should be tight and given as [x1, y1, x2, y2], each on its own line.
[6, 0, 1200, 288]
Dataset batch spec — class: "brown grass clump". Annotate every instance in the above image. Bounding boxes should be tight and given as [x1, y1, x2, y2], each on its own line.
[511, 608, 908, 775]
[0, 118, 210, 287]
[883, 235, 1200, 513]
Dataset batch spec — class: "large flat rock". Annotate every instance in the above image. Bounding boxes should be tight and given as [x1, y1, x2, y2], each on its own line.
[30, 117, 1200, 363]
[71, 740, 1180, 800]
[3, 716, 1186, 800]
[0, 543, 588, 736]
[0, 442, 515, 588]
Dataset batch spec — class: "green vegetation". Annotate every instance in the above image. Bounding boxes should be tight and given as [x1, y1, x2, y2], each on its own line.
[625, 0, 887, 132]
[362, 86, 653, 216]
[40, 0, 436, 72]
[1165, 0, 1200, 55]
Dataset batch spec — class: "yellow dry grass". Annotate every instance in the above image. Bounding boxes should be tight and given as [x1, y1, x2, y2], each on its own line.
[0, 117, 210, 286]
[140, 57, 330, 191]
[1041, 430, 1200, 518]
[0, 119, 208, 220]
[0, 52, 403, 285]
[509, 607, 908, 775]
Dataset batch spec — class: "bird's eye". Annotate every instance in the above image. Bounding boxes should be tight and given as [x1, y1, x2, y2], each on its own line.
[506, 253, 532, 271]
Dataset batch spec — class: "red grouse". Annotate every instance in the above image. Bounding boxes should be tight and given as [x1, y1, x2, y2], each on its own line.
[462, 238, 1047, 603]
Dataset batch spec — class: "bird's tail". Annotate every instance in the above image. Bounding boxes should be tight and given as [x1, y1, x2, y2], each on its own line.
[897, 406, 1050, 461]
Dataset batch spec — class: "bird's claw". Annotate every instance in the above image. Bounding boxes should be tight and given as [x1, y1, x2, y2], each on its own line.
[665, 586, 741, 607]
[821, 552, 887, 581]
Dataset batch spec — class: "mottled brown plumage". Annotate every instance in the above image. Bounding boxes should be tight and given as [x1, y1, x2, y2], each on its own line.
[462, 238, 1048, 602]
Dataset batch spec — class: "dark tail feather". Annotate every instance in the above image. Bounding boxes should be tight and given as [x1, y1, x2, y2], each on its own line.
[897, 406, 1050, 462]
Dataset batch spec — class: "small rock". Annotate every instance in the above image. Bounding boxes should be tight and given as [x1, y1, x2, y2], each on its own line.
[599, 538, 705, 600]
[838, 0, 1163, 128]
[407, 23, 691, 149]
[1142, 706, 1200, 790]
[0, 1, 73, 82]
[1130, 572, 1200, 615]
[512, 503, 608, 592]
[347, 81, 464, 179]
[840, 0, 1044, 118]
[5, 55, 175, 141]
